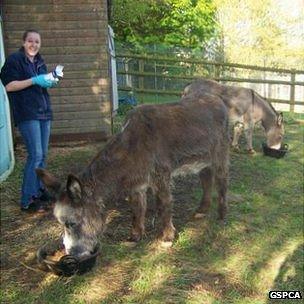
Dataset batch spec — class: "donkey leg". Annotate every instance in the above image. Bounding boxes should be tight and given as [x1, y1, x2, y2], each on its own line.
[231, 122, 244, 151]
[129, 190, 147, 242]
[215, 174, 228, 222]
[243, 113, 255, 153]
[195, 167, 213, 218]
[156, 187, 176, 242]
[244, 123, 255, 153]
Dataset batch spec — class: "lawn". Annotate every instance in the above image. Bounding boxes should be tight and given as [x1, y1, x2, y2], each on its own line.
[0, 113, 303, 304]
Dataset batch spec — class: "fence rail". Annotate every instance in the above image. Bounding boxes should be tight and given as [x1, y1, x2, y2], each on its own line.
[117, 53, 304, 74]
[116, 52, 304, 112]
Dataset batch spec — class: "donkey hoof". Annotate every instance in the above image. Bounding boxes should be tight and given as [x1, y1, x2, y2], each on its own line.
[122, 241, 138, 248]
[194, 212, 207, 219]
[247, 149, 256, 154]
[160, 241, 173, 248]
[127, 235, 141, 243]
[231, 145, 241, 153]
[218, 218, 228, 226]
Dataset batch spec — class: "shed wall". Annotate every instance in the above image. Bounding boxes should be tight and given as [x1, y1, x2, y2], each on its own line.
[1, 0, 112, 140]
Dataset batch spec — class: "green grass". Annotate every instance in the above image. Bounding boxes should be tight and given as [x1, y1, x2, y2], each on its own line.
[118, 91, 180, 106]
[0, 113, 303, 304]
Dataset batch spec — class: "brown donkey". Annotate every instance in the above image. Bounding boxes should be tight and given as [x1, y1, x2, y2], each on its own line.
[183, 78, 284, 153]
[37, 96, 229, 258]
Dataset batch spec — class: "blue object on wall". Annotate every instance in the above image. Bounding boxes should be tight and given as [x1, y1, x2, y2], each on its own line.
[118, 95, 137, 106]
[0, 16, 15, 181]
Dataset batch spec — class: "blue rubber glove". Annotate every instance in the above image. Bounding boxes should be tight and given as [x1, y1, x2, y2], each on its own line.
[31, 74, 56, 88]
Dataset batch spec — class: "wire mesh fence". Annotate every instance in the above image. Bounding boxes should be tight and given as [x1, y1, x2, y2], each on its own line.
[115, 44, 304, 113]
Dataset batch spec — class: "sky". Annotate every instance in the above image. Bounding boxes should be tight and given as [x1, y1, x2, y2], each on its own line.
[275, 0, 304, 47]
[276, 0, 303, 18]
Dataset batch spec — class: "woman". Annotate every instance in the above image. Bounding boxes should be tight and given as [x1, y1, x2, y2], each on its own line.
[0, 29, 57, 212]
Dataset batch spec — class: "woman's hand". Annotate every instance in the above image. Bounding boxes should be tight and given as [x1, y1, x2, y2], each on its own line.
[32, 74, 57, 88]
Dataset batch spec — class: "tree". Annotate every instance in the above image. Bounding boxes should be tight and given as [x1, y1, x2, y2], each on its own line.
[214, 0, 304, 68]
[111, 0, 219, 50]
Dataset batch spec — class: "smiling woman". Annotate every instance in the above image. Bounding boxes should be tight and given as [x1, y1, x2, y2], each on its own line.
[0, 30, 58, 212]
[23, 30, 41, 60]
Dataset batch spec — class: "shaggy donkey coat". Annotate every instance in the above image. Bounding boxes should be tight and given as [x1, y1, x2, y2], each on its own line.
[183, 78, 284, 152]
[37, 95, 230, 257]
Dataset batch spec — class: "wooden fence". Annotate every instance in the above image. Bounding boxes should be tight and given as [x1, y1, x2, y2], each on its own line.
[116, 53, 304, 113]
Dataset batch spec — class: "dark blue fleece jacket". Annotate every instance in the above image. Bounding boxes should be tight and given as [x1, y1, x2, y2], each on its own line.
[0, 47, 53, 125]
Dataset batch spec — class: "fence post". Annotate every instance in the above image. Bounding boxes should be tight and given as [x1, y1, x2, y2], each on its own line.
[290, 70, 296, 113]
[139, 59, 144, 103]
[214, 64, 221, 79]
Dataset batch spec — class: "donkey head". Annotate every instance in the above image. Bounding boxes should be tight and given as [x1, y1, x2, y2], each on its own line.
[36, 169, 104, 258]
[266, 112, 284, 150]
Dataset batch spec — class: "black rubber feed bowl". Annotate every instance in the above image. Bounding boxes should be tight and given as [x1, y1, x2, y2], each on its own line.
[37, 239, 99, 276]
[262, 143, 288, 159]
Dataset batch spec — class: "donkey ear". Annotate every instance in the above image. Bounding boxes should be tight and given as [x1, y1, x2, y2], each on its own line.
[36, 168, 61, 193]
[277, 112, 283, 126]
[66, 174, 83, 202]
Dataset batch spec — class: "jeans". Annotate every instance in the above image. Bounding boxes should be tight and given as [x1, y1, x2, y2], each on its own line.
[18, 120, 51, 207]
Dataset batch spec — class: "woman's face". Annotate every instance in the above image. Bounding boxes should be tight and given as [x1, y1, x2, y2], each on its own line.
[23, 32, 41, 60]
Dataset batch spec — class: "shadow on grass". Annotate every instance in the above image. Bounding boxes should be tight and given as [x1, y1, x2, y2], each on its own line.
[97, 122, 303, 303]
[1, 121, 303, 304]
[267, 243, 304, 304]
